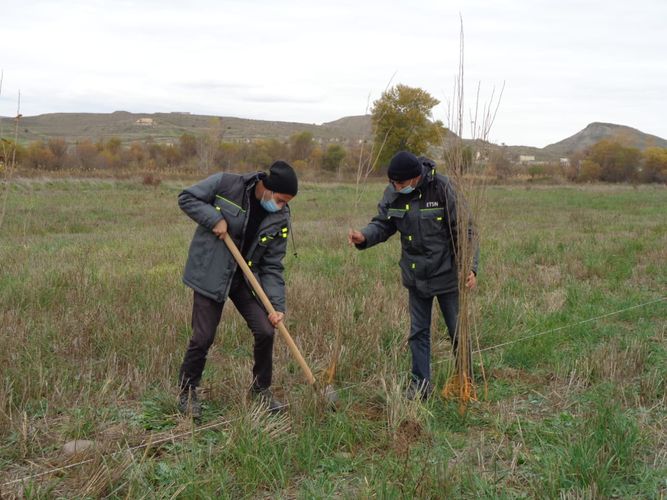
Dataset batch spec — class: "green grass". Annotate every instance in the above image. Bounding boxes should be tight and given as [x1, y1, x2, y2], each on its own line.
[0, 180, 665, 497]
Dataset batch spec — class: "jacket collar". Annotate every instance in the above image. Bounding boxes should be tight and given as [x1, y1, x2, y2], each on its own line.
[242, 171, 265, 188]
[416, 163, 436, 187]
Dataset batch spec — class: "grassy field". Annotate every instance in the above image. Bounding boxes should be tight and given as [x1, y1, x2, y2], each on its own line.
[0, 178, 665, 498]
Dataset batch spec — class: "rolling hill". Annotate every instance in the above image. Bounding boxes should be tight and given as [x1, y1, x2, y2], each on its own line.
[0, 111, 372, 144]
[1, 113, 665, 162]
[543, 122, 667, 156]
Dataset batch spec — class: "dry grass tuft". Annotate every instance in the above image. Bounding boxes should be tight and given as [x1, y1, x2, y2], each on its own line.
[248, 404, 292, 441]
[535, 264, 562, 287]
[544, 288, 567, 314]
[574, 338, 649, 385]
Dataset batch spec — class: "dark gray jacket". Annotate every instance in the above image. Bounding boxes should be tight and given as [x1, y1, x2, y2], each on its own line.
[179, 172, 290, 310]
[356, 160, 479, 297]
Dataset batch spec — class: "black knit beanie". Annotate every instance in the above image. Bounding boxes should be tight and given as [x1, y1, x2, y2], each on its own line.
[387, 151, 422, 181]
[264, 160, 298, 196]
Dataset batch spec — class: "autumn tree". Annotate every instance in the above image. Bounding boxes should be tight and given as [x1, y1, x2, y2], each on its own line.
[578, 159, 603, 182]
[564, 150, 585, 180]
[197, 118, 224, 172]
[0, 138, 24, 167]
[488, 148, 512, 180]
[217, 142, 242, 171]
[308, 145, 323, 171]
[161, 144, 182, 168]
[73, 139, 98, 170]
[586, 139, 640, 182]
[322, 143, 346, 173]
[46, 138, 68, 169]
[263, 138, 289, 162]
[105, 137, 122, 156]
[127, 142, 146, 166]
[179, 133, 197, 160]
[371, 84, 445, 167]
[25, 141, 54, 169]
[289, 131, 314, 162]
[641, 147, 667, 183]
[246, 140, 273, 168]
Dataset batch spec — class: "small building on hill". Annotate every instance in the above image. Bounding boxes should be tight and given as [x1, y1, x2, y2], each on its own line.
[135, 118, 155, 126]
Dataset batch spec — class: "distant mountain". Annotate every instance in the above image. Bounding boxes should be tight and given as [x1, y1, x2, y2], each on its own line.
[543, 122, 667, 156]
[0, 111, 372, 144]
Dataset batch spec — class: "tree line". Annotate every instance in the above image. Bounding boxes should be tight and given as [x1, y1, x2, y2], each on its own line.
[2, 131, 372, 180]
[1, 84, 665, 183]
[566, 140, 667, 183]
[487, 141, 667, 184]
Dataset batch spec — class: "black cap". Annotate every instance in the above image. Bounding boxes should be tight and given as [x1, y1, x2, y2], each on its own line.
[264, 160, 298, 196]
[387, 151, 422, 181]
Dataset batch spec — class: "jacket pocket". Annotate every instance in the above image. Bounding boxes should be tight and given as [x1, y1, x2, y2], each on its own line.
[187, 229, 216, 281]
[420, 207, 445, 235]
[246, 225, 282, 266]
[387, 207, 409, 233]
[387, 207, 407, 219]
[215, 195, 244, 217]
[419, 207, 445, 220]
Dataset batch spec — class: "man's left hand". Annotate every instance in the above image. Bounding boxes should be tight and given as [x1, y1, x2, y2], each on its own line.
[465, 271, 477, 290]
[268, 311, 284, 327]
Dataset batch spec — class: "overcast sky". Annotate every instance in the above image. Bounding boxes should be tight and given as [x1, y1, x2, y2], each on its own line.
[1, 0, 665, 147]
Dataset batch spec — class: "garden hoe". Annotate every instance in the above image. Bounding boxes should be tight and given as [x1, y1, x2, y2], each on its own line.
[222, 233, 338, 409]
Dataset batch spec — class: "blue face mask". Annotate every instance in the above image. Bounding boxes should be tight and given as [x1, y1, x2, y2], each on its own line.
[260, 191, 281, 212]
[394, 179, 416, 194]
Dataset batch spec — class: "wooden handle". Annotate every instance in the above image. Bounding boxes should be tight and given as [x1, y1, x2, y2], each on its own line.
[222, 233, 316, 385]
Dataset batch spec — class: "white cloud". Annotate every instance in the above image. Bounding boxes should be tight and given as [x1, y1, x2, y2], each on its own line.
[0, 0, 665, 146]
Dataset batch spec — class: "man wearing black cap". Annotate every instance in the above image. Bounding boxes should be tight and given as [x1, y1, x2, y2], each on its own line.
[348, 151, 478, 401]
[177, 161, 298, 417]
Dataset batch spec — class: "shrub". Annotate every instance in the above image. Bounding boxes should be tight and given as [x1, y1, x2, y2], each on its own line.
[641, 147, 667, 183]
[142, 173, 161, 186]
[578, 160, 602, 182]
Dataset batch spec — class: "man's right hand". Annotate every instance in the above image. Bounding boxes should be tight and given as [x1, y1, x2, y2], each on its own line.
[348, 229, 366, 246]
[212, 218, 228, 240]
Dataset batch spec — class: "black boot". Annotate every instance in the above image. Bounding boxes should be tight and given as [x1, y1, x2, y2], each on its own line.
[250, 386, 286, 414]
[178, 388, 202, 420]
[405, 379, 433, 401]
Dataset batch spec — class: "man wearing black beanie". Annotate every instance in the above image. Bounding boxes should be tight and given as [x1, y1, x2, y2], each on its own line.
[176, 160, 298, 418]
[349, 150, 479, 401]
[263, 160, 299, 196]
[387, 150, 423, 181]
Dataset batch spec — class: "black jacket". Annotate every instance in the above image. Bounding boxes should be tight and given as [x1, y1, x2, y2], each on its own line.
[356, 160, 479, 296]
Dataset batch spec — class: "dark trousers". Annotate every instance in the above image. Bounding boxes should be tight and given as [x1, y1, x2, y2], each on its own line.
[408, 288, 463, 384]
[178, 277, 275, 392]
